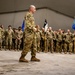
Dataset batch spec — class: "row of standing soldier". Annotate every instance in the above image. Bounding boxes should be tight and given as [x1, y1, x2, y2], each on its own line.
[36, 26, 75, 54]
[0, 25, 23, 51]
[0, 25, 75, 54]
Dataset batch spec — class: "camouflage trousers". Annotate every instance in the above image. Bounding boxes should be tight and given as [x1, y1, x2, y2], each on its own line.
[40, 39, 44, 52]
[15, 39, 22, 50]
[56, 42, 62, 53]
[48, 39, 54, 53]
[36, 38, 41, 52]
[64, 42, 73, 53]
[6, 37, 12, 50]
[0, 37, 2, 50]
[44, 39, 48, 52]
[53, 40, 56, 52]
[21, 32, 36, 57]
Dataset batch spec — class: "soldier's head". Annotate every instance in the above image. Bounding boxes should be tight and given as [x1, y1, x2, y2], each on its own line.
[67, 29, 70, 33]
[18, 26, 22, 31]
[29, 5, 36, 14]
[54, 31, 57, 34]
[58, 29, 62, 33]
[49, 27, 52, 31]
[8, 25, 12, 30]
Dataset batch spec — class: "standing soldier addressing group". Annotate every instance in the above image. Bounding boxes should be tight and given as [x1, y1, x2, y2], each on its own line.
[19, 5, 40, 62]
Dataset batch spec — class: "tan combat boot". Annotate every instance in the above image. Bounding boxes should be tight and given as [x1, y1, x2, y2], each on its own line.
[19, 55, 29, 63]
[31, 56, 40, 62]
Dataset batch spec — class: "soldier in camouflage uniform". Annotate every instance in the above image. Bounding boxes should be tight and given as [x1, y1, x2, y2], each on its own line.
[53, 31, 57, 52]
[44, 30, 48, 53]
[19, 5, 40, 62]
[0, 25, 3, 50]
[56, 29, 63, 53]
[0, 26, 2, 50]
[63, 29, 73, 54]
[40, 28, 45, 52]
[61, 30, 65, 53]
[41, 28, 48, 52]
[47, 27, 54, 53]
[15, 26, 23, 50]
[0, 25, 4, 50]
[5, 25, 13, 50]
[35, 25, 41, 53]
[73, 31, 75, 53]
[12, 28, 17, 50]
[1, 25, 5, 50]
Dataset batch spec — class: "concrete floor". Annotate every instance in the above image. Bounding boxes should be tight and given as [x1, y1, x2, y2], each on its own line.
[0, 51, 75, 75]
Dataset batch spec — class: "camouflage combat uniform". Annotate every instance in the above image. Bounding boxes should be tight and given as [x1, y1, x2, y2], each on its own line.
[53, 31, 57, 52]
[44, 32, 48, 52]
[40, 30, 45, 52]
[5, 28, 13, 50]
[15, 30, 23, 50]
[47, 30, 54, 53]
[56, 32, 63, 53]
[41, 30, 48, 52]
[36, 30, 41, 52]
[0, 27, 4, 50]
[12, 29, 17, 50]
[20, 12, 37, 58]
[64, 32, 73, 54]
[73, 32, 75, 53]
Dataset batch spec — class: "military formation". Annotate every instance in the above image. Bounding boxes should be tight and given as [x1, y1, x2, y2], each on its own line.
[0, 25, 23, 51]
[0, 24, 75, 54]
[36, 26, 75, 54]
[1, 5, 75, 63]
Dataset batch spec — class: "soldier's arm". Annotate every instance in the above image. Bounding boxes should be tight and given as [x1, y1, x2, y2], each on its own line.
[25, 13, 36, 31]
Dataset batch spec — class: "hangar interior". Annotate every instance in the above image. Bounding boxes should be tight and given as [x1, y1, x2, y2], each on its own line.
[0, 0, 75, 31]
[0, 1, 75, 75]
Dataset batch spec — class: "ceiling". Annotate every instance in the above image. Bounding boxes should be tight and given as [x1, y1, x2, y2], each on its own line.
[0, 0, 75, 18]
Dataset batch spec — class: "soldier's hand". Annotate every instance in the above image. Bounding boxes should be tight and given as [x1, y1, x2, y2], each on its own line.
[33, 27, 37, 32]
